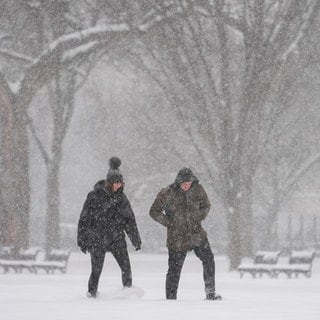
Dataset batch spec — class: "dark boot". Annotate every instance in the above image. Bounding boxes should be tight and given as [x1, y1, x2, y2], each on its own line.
[86, 291, 97, 298]
[206, 293, 222, 300]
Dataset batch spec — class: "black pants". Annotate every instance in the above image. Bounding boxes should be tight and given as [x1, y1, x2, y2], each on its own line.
[166, 238, 215, 299]
[88, 240, 132, 294]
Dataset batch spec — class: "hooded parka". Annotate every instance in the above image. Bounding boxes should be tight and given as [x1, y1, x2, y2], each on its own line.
[150, 173, 210, 252]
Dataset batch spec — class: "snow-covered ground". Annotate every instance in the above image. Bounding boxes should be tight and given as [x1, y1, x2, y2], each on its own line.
[1, 252, 319, 320]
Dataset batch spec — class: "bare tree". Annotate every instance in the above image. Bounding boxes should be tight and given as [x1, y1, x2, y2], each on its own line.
[257, 124, 320, 250]
[255, 31, 320, 250]
[0, 0, 115, 250]
[123, 0, 320, 269]
[0, 0, 174, 250]
[25, 0, 105, 254]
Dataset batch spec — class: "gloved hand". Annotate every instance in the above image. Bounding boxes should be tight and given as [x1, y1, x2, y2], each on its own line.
[134, 244, 141, 251]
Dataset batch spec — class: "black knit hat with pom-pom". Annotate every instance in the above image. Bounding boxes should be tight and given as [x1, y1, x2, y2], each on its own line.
[106, 157, 123, 184]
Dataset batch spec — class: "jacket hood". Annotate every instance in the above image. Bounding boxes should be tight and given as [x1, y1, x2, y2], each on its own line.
[93, 180, 106, 191]
[174, 167, 199, 185]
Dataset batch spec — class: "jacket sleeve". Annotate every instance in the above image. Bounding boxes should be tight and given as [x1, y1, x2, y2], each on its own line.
[198, 184, 211, 220]
[77, 193, 93, 248]
[121, 195, 142, 248]
[149, 189, 170, 227]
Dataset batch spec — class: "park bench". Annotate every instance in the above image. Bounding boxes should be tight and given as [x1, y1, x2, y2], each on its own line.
[32, 249, 71, 274]
[0, 246, 14, 260]
[237, 251, 282, 278]
[0, 247, 41, 273]
[271, 250, 316, 278]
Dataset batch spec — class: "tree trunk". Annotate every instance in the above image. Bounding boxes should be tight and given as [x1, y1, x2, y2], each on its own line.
[12, 107, 31, 249]
[45, 155, 61, 255]
[286, 214, 293, 253]
[239, 176, 254, 257]
[0, 79, 30, 249]
[261, 203, 280, 250]
[225, 191, 242, 271]
[224, 170, 254, 270]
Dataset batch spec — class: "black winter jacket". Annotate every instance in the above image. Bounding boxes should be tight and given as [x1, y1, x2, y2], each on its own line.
[77, 180, 141, 252]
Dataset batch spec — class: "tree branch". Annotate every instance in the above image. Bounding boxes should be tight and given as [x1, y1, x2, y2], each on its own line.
[0, 49, 34, 63]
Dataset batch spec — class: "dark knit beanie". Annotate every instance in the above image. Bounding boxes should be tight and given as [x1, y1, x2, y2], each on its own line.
[106, 157, 123, 184]
[175, 167, 194, 184]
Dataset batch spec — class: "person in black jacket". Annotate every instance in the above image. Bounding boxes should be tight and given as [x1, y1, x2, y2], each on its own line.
[77, 157, 142, 298]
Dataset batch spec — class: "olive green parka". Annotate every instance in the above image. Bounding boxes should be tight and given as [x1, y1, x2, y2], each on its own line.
[149, 175, 211, 252]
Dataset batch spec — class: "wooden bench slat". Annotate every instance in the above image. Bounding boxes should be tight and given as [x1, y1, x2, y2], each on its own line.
[238, 251, 282, 278]
[272, 251, 316, 278]
[0, 248, 71, 274]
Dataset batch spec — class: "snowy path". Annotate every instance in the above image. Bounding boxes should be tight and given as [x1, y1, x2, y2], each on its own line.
[1, 253, 319, 320]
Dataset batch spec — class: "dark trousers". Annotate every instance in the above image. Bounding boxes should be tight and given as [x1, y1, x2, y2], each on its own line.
[88, 240, 132, 294]
[166, 238, 215, 299]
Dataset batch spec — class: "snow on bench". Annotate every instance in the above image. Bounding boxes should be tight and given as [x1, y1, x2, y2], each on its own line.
[271, 250, 316, 278]
[0, 247, 41, 273]
[237, 251, 282, 278]
[32, 249, 71, 274]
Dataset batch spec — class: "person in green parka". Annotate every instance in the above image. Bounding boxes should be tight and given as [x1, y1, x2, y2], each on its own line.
[150, 167, 221, 300]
